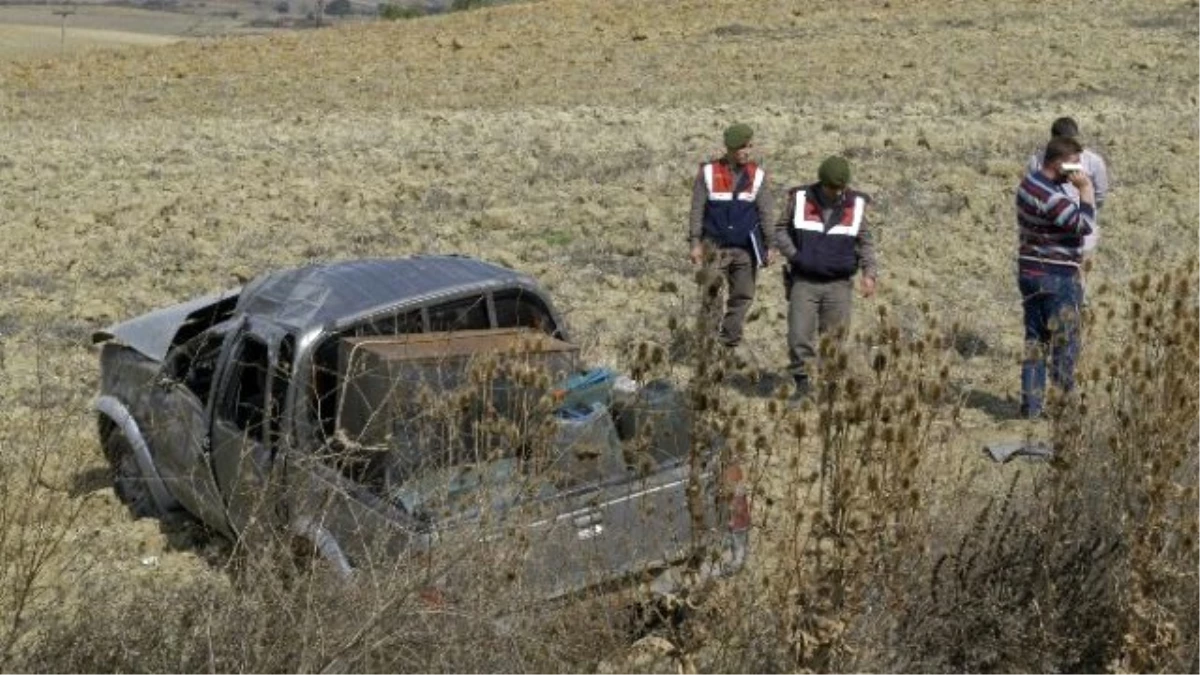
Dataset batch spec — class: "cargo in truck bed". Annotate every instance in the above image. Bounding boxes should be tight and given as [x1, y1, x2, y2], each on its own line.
[336, 329, 580, 450]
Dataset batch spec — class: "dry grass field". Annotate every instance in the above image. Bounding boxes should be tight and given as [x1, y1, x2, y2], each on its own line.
[0, 4, 272, 59]
[0, 23, 177, 60]
[0, 0, 1196, 670]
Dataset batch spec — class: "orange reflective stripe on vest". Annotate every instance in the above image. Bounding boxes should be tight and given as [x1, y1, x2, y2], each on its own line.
[703, 162, 764, 203]
[792, 191, 865, 236]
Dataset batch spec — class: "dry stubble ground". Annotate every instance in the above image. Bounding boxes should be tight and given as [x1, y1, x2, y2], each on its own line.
[0, 0, 1196, 657]
[0, 4, 280, 59]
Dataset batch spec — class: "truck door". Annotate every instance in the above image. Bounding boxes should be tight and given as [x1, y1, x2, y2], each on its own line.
[145, 325, 236, 535]
[210, 323, 288, 535]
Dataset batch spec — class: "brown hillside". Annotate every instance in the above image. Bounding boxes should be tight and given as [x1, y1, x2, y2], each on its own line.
[0, 0, 1196, 669]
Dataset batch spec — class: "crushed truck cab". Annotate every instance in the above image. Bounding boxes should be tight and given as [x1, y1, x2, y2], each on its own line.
[92, 256, 747, 600]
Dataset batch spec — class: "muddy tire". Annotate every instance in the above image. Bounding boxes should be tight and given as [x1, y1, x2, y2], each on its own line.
[104, 430, 164, 519]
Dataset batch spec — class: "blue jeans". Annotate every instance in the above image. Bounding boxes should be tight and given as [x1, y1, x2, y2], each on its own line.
[1019, 271, 1083, 417]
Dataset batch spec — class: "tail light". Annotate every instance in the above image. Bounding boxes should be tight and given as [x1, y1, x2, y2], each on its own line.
[719, 463, 750, 575]
[418, 585, 447, 610]
[413, 543, 449, 610]
[722, 463, 751, 532]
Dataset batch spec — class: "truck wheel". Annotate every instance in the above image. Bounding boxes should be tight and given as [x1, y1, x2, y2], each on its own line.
[104, 430, 163, 519]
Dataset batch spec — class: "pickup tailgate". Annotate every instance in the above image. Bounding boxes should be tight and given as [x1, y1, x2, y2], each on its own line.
[424, 464, 715, 602]
[385, 378, 736, 601]
[528, 465, 706, 599]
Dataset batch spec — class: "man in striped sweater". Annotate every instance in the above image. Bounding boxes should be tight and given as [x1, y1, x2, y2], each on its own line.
[1015, 135, 1095, 418]
[1026, 116, 1109, 252]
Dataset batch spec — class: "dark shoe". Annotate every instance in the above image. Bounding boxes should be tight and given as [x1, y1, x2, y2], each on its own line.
[791, 376, 811, 400]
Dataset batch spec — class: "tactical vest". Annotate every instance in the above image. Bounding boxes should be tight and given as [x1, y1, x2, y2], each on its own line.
[787, 187, 867, 281]
[701, 161, 765, 256]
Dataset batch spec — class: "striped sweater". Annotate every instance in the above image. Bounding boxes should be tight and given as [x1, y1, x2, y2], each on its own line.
[1015, 171, 1094, 272]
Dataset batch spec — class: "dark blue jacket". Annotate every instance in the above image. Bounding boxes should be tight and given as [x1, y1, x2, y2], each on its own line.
[701, 161, 767, 263]
[786, 184, 870, 281]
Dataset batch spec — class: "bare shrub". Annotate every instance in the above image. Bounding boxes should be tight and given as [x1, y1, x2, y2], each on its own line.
[5, 260, 1197, 673]
[1084, 260, 1200, 672]
[20, 536, 632, 672]
[890, 259, 1199, 673]
[889, 467, 1126, 672]
[15, 326, 709, 672]
[656, 291, 962, 672]
[639, 258, 1198, 674]
[0, 341, 96, 667]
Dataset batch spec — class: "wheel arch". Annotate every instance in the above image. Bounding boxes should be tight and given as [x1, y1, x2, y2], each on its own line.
[93, 395, 181, 514]
[289, 514, 354, 579]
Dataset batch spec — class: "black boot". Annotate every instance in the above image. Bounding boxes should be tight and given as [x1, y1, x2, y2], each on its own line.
[791, 375, 811, 401]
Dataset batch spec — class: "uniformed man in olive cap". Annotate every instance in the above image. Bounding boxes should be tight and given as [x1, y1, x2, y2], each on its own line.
[688, 123, 776, 349]
[774, 155, 878, 397]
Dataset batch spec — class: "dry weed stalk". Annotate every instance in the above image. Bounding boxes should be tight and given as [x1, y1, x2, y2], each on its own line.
[18, 344, 633, 672]
[0, 342, 95, 666]
[628, 261, 966, 671]
[746, 300, 960, 671]
[6, 261, 1198, 673]
[619, 258, 750, 647]
[1088, 260, 1200, 673]
[892, 258, 1199, 673]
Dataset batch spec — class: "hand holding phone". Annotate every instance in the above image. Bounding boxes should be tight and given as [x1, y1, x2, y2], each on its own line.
[1067, 169, 1092, 191]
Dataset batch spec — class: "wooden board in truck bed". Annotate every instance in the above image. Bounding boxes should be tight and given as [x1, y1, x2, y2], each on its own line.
[337, 329, 580, 448]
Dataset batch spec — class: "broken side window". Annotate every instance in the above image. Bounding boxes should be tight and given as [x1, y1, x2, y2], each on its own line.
[491, 290, 558, 336]
[219, 336, 272, 443]
[167, 327, 230, 406]
[427, 296, 489, 333]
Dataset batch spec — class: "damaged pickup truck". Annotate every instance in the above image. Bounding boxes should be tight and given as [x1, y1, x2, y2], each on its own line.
[92, 255, 748, 600]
